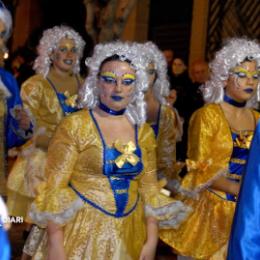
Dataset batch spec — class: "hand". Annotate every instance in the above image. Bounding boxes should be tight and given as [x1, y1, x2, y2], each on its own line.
[139, 240, 157, 260]
[16, 108, 31, 130]
[47, 221, 66, 260]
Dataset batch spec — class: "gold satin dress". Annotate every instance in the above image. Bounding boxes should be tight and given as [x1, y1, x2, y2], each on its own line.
[28, 109, 190, 260]
[153, 105, 179, 181]
[160, 103, 260, 259]
[149, 104, 182, 195]
[7, 74, 79, 217]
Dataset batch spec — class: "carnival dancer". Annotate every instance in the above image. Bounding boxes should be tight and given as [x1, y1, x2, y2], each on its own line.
[160, 38, 260, 259]
[142, 41, 181, 192]
[227, 120, 260, 260]
[7, 25, 85, 223]
[27, 41, 191, 260]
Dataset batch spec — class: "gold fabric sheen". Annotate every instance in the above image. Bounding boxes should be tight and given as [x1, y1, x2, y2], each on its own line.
[21, 74, 64, 135]
[155, 105, 178, 181]
[7, 75, 67, 217]
[29, 109, 169, 259]
[160, 103, 260, 259]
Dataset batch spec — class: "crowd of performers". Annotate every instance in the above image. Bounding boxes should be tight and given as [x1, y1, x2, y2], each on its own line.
[0, 2, 260, 260]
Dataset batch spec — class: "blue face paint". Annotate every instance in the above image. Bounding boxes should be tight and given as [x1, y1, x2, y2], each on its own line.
[111, 95, 124, 101]
[243, 88, 254, 93]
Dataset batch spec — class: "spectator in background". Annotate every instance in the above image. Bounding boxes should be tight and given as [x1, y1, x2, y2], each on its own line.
[6, 46, 35, 86]
[168, 57, 192, 161]
[186, 59, 210, 118]
[162, 48, 174, 79]
[162, 49, 174, 67]
[189, 59, 210, 85]
[169, 57, 192, 113]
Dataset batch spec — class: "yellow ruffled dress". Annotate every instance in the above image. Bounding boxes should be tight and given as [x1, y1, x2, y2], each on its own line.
[154, 105, 179, 180]
[28, 109, 191, 260]
[7, 74, 77, 217]
[148, 104, 182, 196]
[160, 103, 260, 259]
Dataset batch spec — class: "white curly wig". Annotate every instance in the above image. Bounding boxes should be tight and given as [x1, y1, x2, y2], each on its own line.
[202, 37, 260, 107]
[0, 1, 12, 41]
[141, 42, 170, 104]
[79, 41, 149, 125]
[33, 25, 85, 77]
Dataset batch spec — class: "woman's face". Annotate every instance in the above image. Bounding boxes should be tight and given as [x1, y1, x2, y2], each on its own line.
[98, 60, 136, 111]
[172, 58, 186, 76]
[51, 37, 78, 73]
[225, 60, 259, 102]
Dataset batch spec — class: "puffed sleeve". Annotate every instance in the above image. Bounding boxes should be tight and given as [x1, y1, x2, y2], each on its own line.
[157, 106, 181, 189]
[138, 124, 192, 229]
[21, 75, 62, 136]
[21, 77, 43, 126]
[28, 115, 84, 228]
[180, 106, 230, 196]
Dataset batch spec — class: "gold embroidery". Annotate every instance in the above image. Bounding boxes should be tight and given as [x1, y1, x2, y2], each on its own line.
[115, 189, 127, 194]
[226, 173, 241, 180]
[230, 158, 246, 164]
[110, 176, 121, 180]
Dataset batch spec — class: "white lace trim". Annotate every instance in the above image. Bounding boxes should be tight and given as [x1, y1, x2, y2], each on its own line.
[145, 201, 192, 229]
[29, 198, 84, 227]
[178, 169, 228, 199]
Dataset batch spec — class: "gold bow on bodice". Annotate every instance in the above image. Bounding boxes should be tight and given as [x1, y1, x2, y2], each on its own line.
[234, 131, 254, 149]
[64, 91, 78, 108]
[114, 140, 140, 168]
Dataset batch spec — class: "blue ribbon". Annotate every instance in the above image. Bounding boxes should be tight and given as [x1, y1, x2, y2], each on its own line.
[69, 182, 139, 218]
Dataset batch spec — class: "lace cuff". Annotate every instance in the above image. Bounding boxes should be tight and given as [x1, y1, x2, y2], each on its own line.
[29, 198, 84, 228]
[144, 193, 192, 229]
